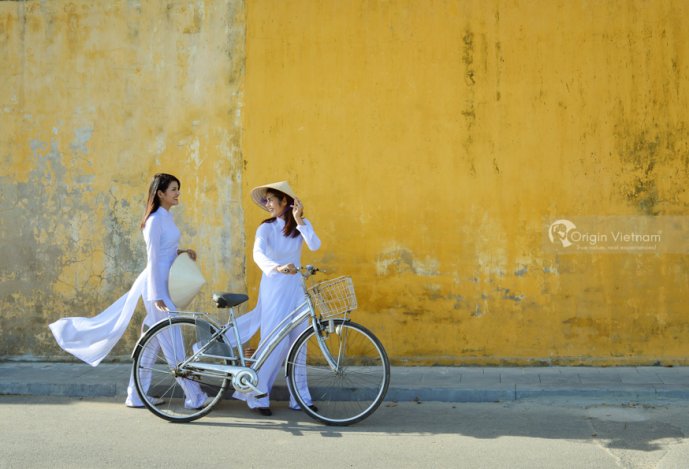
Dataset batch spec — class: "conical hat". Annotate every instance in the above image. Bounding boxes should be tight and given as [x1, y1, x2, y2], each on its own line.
[168, 252, 206, 309]
[250, 181, 298, 211]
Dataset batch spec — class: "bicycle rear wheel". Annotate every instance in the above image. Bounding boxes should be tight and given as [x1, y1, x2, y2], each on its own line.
[132, 316, 230, 423]
[286, 319, 390, 426]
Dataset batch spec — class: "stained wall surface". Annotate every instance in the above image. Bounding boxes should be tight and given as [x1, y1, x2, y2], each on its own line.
[2, 1, 689, 365]
[241, 0, 689, 365]
[0, 0, 246, 359]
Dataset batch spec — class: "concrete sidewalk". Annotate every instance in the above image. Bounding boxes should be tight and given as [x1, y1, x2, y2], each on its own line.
[2, 362, 689, 403]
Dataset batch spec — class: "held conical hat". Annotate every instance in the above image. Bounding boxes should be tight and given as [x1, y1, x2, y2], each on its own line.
[168, 252, 206, 309]
[250, 181, 298, 211]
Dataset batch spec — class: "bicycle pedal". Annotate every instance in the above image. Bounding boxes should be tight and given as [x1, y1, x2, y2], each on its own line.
[254, 393, 268, 399]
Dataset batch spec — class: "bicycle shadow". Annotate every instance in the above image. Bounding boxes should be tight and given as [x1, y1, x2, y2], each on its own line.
[189, 398, 689, 453]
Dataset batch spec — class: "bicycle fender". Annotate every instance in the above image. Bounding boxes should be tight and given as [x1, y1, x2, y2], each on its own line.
[284, 318, 351, 376]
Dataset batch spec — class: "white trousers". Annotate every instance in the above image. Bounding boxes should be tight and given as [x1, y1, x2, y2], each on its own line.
[126, 300, 207, 409]
[234, 319, 313, 409]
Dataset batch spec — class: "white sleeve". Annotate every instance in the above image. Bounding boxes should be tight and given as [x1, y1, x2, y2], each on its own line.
[297, 219, 321, 251]
[252, 226, 280, 277]
[144, 215, 166, 301]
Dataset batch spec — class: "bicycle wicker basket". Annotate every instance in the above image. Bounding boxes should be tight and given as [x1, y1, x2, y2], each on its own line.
[308, 276, 357, 319]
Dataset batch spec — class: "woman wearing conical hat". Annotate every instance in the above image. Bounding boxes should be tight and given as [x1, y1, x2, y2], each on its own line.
[235, 180, 321, 416]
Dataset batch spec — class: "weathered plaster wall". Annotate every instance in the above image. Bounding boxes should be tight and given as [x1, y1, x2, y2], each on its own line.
[3, 0, 689, 366]
[0, 0, 246, 359]
[242, 0, 689, 365]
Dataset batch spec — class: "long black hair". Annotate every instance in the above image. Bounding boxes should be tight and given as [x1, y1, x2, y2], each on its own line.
[262, 188, 299, 238]
[140, 173, 181, 229]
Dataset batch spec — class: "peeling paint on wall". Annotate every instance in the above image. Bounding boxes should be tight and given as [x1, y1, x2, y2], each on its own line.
[376, 244, 440, 277]
[1, 0, 246, 359]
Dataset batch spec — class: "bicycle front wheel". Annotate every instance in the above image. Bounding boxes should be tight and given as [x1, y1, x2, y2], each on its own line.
[286, 319, 390, 426]
[132, 317, 230, 423]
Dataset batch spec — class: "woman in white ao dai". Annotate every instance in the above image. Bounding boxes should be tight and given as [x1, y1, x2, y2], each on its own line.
[234, 181, 321, 415]
[49, 173, 207, 409]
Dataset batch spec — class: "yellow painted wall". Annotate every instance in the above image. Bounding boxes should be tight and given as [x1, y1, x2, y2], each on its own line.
[0, 0, 246, 359]
[3, 1, 689, 365]
[242, 0, 689, 365]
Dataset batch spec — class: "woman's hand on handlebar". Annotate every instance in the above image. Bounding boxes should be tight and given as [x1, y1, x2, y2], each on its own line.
[278, 263, 298, 275]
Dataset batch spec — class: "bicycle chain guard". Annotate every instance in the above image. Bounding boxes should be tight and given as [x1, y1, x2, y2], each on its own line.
[232, 368, 266, 398]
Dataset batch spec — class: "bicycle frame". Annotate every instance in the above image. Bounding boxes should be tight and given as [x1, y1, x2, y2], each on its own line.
[157, 274, 341, 394]
[130, 264, 391, 426]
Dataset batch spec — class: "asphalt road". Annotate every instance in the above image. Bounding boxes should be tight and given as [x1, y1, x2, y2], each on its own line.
[2, 396, 689, 468]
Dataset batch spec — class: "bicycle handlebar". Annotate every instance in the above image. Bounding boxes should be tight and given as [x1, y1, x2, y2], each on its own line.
[300, 264, 325, 277]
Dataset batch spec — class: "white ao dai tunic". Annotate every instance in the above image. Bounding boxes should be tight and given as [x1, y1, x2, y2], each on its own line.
[234, 217, 321, 409]
[49, 207, 207, 408]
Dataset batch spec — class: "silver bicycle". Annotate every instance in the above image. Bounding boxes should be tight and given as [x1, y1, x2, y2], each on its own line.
[131, 265, 390, 425]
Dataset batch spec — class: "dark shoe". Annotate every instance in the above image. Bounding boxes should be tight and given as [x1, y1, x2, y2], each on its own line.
[256, 407, 272, 416]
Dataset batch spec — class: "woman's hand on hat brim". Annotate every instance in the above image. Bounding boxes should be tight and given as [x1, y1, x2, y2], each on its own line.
[292, 198, 304, 224]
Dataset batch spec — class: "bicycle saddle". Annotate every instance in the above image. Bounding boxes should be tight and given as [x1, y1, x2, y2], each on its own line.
[212, 292, 249, 308]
